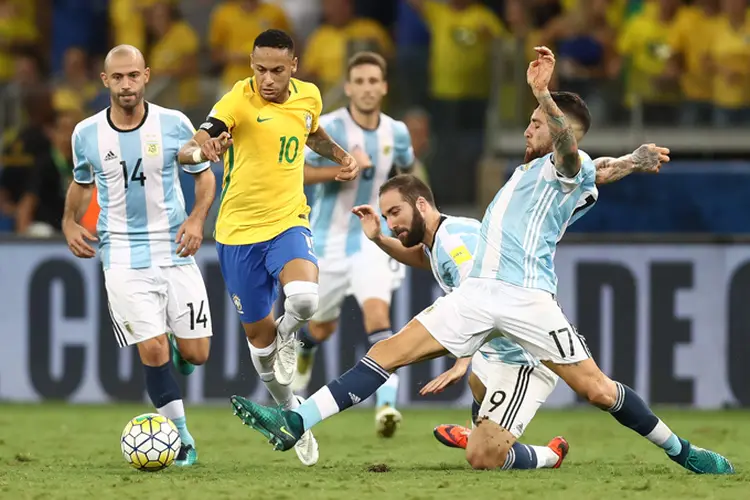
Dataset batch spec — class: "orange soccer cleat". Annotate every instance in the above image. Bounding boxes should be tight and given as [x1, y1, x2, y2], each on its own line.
[433, 424, 471, 449]
[547, 436, 570, 468]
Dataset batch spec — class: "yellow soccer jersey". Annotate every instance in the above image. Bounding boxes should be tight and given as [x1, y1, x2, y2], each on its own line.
[210, 78, 322, 245]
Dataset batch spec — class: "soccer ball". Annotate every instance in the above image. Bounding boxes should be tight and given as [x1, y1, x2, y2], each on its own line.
[120, 413, 181, 471]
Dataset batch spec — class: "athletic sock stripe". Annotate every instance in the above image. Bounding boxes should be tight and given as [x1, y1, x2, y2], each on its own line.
[609, 382, 625, 413]
[361, 356, 390, 381]
[367, 330, 394, 344]
[500, 366, 533, 430]
[502, 447, 516, 470]
[107, 303, 128, 347]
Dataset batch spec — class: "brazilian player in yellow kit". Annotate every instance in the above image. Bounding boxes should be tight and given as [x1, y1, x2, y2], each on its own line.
[179, 30, 358, 467]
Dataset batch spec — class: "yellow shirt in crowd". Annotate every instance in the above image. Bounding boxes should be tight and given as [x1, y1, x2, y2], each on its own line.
[667, 6, 719, 103]
[302, 19, 393, 95]
[710, 14, 750, 109]
[0, 0, 37, 81]
[149, 21, 201, 108]
[209, 1, 292, 91]
[422, 0, 504, 100]
[617, 8, 679, 104]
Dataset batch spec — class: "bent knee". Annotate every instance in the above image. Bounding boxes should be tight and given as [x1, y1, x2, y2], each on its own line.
[176, 338, 211, 365]
[138, 337, 170, 365]
[181, 348, 209, 365]
[584, 378, 618, 409]
[466, 443, 509, 470]
[465, 420, 512, 470]
[284, 281, 319, 320]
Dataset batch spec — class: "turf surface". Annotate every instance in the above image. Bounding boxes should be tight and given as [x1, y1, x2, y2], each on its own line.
[0, 404, 747, 499]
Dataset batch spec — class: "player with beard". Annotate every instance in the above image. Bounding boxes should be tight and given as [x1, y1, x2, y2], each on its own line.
[62, 45, 216, 466]
[293, 51, 415, 438]
[230, 47, 733, 476]
[347, 136, 669, 464]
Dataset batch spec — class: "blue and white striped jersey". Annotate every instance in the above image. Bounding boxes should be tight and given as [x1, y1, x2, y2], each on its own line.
[424, 215, 536, 366]
[470, 151, 598, 294]
[306, 107, 414, 259]
[71, 102, 210, 270]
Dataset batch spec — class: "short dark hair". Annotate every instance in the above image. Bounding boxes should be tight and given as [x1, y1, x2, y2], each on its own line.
[254, 29, 295, 54]
[550, 91, 591, 134]
[379, 174, 435, 207]
[347, 51, 387, 80]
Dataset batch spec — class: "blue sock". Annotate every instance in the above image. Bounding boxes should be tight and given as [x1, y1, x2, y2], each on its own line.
[144, 362, 194, 447]
[299, 325, 319, 355]
[369, 329, 398, 408]
[294, 355, 390, 430]
[503, 442, 539, 470]
[608, 382, 683, 457]
[471, 397, 480, 424]
[171, 416, 194, 447]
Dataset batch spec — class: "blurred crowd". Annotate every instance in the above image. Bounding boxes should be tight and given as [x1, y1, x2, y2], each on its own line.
[0, 0, 748, 236]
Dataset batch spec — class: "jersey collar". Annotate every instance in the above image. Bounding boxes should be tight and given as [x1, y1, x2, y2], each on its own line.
[428, 215, 448, 251]
[107, 101, 149, 133]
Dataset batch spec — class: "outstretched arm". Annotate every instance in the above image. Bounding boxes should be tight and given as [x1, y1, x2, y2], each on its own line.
[352, 204, 431, 270]
[527, 46, 580, 178]
[595, 144, 670, 184]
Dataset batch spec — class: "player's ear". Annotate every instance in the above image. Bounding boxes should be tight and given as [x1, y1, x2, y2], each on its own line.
[344, 78, 352, 98]
[100, 72, 108, 88]
[143, 67, 151, 84]
[291, 56, 298, 75]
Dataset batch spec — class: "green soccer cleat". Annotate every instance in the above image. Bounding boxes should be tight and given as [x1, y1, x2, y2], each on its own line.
[174, 444, 198, 466]
[670, 438, 735, 474]
[168, 333, 195, 376]
[230, 395, 302, 451]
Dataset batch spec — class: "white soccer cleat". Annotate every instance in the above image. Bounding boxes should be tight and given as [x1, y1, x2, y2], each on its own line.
[292, 396, 319, 466]
[375, 404, 402, 438]
[290, 345, 315, 393]
[273, 317, 298, 386]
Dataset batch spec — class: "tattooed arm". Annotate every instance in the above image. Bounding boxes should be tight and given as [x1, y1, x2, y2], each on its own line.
[527, 46, 580, 178]
[306, 127, 359, 182]
[306, 126, 349, 165]
[537, 90, 581, 178]
[594, 144, 671, 185]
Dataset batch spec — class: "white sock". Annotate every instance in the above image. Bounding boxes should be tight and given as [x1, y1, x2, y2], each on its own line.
[530, 445, 560, 468]
[248, 339, 295, 408]
[157, 400, 185, 421]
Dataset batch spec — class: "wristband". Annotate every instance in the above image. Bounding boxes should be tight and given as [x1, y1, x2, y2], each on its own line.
[192, 149, 205, 163]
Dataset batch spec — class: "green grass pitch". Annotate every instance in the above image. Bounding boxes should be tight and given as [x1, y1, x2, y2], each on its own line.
[0, 404, 748, 499]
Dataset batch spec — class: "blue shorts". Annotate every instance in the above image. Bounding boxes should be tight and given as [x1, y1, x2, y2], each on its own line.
[216, 226, 318, 324]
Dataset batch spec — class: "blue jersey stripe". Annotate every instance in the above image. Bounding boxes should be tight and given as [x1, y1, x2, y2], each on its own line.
[311, 117, 347, 257]
[312, 183, 340, 257]
[346, 129, 379, 255]
[118, 130, 151, 268]
[160, 114, 191, 265]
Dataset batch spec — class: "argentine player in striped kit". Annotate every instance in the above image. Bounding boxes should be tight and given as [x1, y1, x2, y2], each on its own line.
[352, 174, 568, 470]
[230, 47, 732, 475]
[62, 46, 215, 467]
[295, 52, 414, 437]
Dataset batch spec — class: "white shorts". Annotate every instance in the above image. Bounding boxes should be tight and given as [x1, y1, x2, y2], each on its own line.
[471, 352, 558, 438]
[312, 240, 404, 323]
[104, 263, 213, 347]
[416, 277, 591, 364]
